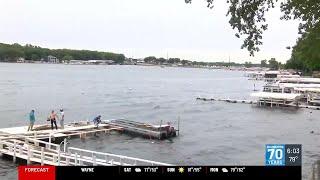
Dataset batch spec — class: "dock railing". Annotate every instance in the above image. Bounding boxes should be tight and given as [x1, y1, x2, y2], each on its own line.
[0, 137, 173, 166]
[67, 147, 173, 166]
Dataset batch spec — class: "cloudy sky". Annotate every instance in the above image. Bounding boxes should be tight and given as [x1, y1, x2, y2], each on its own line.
[0, 0, 300, 63]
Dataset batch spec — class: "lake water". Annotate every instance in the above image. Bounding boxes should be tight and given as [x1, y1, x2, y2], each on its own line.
[0, 63, 319, 179]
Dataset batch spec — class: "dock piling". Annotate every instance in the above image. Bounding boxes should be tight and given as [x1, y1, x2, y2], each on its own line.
[63, 138, 67, 152]
[159, 120, 162, 140]
[105, 155, 108, 164]
[93, 155, 97, 166]
[178, 116, 180, 136]
[41, 147, 44, 165]
[53, 155, 57, 164]
[48, 133, 52, 149]
[19, 145, 23, 155]
[27, 145, 31, 165]
[58, 150, 61, 165]
[75, 153, 78, 166]
[13, 141, 16, 163]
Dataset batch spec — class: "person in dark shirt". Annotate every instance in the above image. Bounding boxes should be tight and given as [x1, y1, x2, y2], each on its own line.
[93, 115, 102, 127]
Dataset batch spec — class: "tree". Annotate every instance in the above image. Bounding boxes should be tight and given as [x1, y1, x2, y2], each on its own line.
[288, 24, 320, 72]
[144, 56, 157, 63]
[181, 60, 189, 65]
[260, 60, 267, 67]
[185, 0, 320, 56]
[268, 58, 279, 70]
[244, 61, 253, 68]
[62, 55, 73, 62]
[31, 54, 40, 61]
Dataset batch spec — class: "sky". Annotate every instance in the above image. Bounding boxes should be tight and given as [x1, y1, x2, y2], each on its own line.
[0, 0, 301, 63]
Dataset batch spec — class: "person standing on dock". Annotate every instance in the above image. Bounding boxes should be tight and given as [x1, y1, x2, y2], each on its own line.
[49, 110, 58, 130]
[27, 110, 35, 131]
[93, 115, 102, 128]
[59, 109, 65, 129]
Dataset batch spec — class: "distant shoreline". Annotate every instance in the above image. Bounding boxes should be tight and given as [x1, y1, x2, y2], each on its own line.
[0, 61, 247, 71]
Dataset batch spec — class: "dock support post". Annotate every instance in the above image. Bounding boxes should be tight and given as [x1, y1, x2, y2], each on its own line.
[27, 146, 31, 165]
[41, 147, 44, 165]
[105, 155, 109, 164]
[48, 134, 52, 149]
[75, 153, 78, 166]
[53, 155, 57, 164]
[93, 156, 97, 166]
[66, 157, 70, 166]
[13, 141, 16, 163]
[110, 159, 114, 165]
[79, 153, 83, 165]
[19, 146, 23, 155]
[63, 138, 67, 152]
[120, 158, 122, 165]
[178, 116, 180, 136]
[58, 150, 61, 165]
[159, 120, 162, 140]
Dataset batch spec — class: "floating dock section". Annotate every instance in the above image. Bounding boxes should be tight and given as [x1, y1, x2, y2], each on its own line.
[196, 97, 320, 110]
[106, 119, 178, 140]
[196, 97, 256, 104]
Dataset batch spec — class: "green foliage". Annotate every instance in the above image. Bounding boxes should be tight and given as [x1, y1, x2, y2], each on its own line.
[268, 58, 279, 70]
[144, 56, 157, 63]
[286, 23, 320, 72]
[244, 61, 253, 68]
[0, 43, 125, 64]
[260, 60, 267, 67]
[62, 55, 73, 61]
[185, 0, 320, 57]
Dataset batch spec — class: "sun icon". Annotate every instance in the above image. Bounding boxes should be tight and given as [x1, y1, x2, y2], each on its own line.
[178, 167, 184, 173]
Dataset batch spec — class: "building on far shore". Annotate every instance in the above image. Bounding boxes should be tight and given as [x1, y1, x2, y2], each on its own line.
[17, 57, 25, 63]
[68, 60, 114, 65]
[47, 55, 59, 63]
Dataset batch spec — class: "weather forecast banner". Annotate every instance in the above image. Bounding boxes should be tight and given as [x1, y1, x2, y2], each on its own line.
[17, 144, 302, 180]
[18, 165, 301, 180]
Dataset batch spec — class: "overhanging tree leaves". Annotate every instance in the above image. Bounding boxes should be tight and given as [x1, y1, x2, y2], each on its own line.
[185, 0, 320, 58]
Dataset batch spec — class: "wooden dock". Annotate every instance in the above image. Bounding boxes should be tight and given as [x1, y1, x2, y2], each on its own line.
[107, 119, 178, 140]
[196, 97, 256, 104]
[196, 97, 320, 110]
[0, 120, 173, 166]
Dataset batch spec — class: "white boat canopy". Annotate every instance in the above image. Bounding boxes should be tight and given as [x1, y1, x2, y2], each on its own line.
[251, 92, 301, 100]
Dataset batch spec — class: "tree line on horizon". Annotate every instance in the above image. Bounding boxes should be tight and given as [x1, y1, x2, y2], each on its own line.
[142, 56, 245, 67]
[0, 42, 316, 73]
[0, 43, 126, 64]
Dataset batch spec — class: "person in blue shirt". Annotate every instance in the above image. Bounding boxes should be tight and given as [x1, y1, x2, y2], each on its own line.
[93, 115, 102, 128]
[27, 110, 35, 131]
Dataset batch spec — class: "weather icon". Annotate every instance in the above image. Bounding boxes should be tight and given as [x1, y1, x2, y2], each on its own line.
[178, 167, 185, 173]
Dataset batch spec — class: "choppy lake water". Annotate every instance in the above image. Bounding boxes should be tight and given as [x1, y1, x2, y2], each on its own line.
[0, 63, 319, 179]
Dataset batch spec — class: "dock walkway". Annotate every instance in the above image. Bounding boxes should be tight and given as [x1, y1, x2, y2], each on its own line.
[0, 120, 173, 166]
[196, 97, 320, 110]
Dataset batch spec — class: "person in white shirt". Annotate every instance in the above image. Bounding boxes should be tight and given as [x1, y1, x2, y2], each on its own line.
[59, 109, 65, 129]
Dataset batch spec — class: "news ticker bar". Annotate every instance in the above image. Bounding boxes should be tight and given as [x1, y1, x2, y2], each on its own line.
[19, 165, 301, 180]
